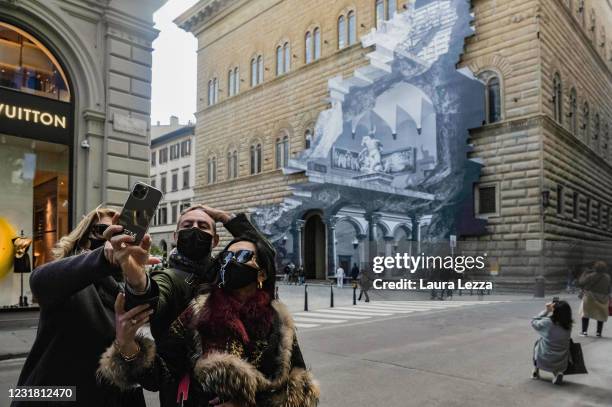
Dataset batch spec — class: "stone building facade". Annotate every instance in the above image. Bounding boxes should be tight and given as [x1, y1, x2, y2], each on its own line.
[0, 0, 164, 306]
[177, 0, 612, 289]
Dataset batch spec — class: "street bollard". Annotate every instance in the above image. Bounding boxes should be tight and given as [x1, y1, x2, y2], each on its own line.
[275, 286, 279, 300]
[330, 283, 334, 308]
[304, 284, 308, 311]
[353, 285, 357, 305]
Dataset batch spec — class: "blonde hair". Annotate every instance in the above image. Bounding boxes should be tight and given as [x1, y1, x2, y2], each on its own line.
[52, 206, 118, 259]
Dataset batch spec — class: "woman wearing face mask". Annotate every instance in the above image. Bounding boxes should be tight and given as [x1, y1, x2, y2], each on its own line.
[99, 235, 320, 407]
[13, 207, 153, 407]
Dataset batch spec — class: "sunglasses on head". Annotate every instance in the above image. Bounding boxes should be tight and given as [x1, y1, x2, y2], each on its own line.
[218, 249, 255, 265]
[91, 224, 109, 237]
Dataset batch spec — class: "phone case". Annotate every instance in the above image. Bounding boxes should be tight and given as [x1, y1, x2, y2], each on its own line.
[118, 182, 163, 244]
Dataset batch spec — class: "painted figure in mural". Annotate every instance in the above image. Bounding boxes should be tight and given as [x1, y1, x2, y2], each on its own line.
[359, 131, 384, 173]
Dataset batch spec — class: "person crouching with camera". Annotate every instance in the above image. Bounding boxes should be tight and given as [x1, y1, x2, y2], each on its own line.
[530, 300, 573, 385]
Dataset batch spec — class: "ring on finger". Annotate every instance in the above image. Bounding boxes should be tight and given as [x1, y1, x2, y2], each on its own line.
[131, 318, 137, 325]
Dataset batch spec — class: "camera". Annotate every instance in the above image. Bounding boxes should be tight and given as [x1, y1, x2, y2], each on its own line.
[132, 183, 149, 200]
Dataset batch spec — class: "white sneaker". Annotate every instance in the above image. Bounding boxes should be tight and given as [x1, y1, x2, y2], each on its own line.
[552, 373, 563, 385]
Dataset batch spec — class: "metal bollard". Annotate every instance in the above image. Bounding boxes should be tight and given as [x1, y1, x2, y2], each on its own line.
[353, 285, 357, 305]
[304, 284, 308, 312]
[330, 283, 334, 308]
[275, 286, 279, 300]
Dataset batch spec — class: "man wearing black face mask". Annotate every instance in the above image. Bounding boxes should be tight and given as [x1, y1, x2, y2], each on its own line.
[106, 205, 263, 340]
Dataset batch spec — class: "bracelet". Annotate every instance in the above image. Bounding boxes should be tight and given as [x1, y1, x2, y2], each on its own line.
[113, 340, 141, 362]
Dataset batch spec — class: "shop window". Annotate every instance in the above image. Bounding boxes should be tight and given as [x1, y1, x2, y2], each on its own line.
[0, 22, 71, 101]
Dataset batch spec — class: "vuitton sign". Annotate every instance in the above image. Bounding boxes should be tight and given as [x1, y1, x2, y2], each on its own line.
[0, 87, 72, 145]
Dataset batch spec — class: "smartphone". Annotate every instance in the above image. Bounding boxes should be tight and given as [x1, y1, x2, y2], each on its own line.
[117, 182, 163, 244]
[552, 296, 560, 303]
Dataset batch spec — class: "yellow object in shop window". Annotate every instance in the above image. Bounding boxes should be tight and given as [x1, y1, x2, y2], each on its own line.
[0, 217, 17, 279]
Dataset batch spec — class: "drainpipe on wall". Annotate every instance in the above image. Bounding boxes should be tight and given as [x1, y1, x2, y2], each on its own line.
[101, 18, 110, 205]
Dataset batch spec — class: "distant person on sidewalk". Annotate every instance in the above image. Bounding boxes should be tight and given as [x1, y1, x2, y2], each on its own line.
[13, 207, 151, 407]
[336, 265, 345, 288]
[531, 300, 573, 385]
[358, 269, 371, 302]
[578, 261, 611, 337]
[298, 265, 306, 285]
[351, 263, 359, 281]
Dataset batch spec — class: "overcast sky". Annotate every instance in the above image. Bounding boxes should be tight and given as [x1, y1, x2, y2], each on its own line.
[151, 0, 199, 126]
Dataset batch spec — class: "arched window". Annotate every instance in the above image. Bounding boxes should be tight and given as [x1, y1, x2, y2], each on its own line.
[0, 22, 71, 101]
[207, 78, 218, 105]
[314, 28, 321, 60]
[479, 71, 501, 124]
[275, 132, 290, 168]
[228, 69, 235, 96]
[257, 55, 264, 84]
[251, 58, 257, 86]
[227, 149, 238, 179]
[276, 45, 283, 75]
[376, 0, 385, 28]
[582, 102, 590, 141]
[305, 129, 313, 149]
[569, 88, 577, 134]
[552, 73, 562, 123]
[234, 67, 240, 94]
[207, 156, 217, 184]
[283, 42, 291, 73]
[305, 31, 313, 63]
[348, 11, 357, 45]
[250, 143, 262, 174]
[338, 15, 346, 49]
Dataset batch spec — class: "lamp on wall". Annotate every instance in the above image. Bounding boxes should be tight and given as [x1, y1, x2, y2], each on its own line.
[352, 238, 359, 249]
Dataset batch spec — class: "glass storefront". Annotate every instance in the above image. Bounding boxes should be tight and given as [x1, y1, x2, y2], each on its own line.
[0, 22, 72, 306]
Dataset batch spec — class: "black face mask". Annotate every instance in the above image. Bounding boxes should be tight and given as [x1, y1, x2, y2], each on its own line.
[89, 238, 106, 251]
[176, 228, 213, 261]
[219, 261, 260, 290]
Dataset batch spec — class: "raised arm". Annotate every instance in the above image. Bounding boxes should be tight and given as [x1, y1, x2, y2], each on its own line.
[30, 247, 117, 309]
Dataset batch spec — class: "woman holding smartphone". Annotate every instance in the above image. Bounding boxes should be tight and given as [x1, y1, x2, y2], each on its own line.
[13, 207, 153, 407]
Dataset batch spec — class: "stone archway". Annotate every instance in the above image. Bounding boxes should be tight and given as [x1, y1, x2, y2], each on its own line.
[303, 211, 326, 280]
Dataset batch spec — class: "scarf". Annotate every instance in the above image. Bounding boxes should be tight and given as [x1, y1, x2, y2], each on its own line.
[189, 288, 274, 354]
[168, 248, 211, 279]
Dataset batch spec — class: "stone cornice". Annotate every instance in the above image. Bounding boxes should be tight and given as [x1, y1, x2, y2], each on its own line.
[175, 0, 245, 34]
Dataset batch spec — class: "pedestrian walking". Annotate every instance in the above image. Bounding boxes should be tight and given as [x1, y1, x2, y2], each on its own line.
[358, 269, 371, 302]
[336, 265, 345, 288]
[13, 207, 151, 407]
[298, 265, 306, 285]
[578, 261, 611, 337]
[531, 300, 573, 385]
[351, 262, 359, 282]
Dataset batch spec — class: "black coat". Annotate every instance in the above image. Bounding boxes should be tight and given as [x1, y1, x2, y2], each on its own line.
[12, 248, 145, 407]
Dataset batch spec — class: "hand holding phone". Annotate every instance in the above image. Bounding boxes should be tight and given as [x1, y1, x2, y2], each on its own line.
[117, 182, 163, 244]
